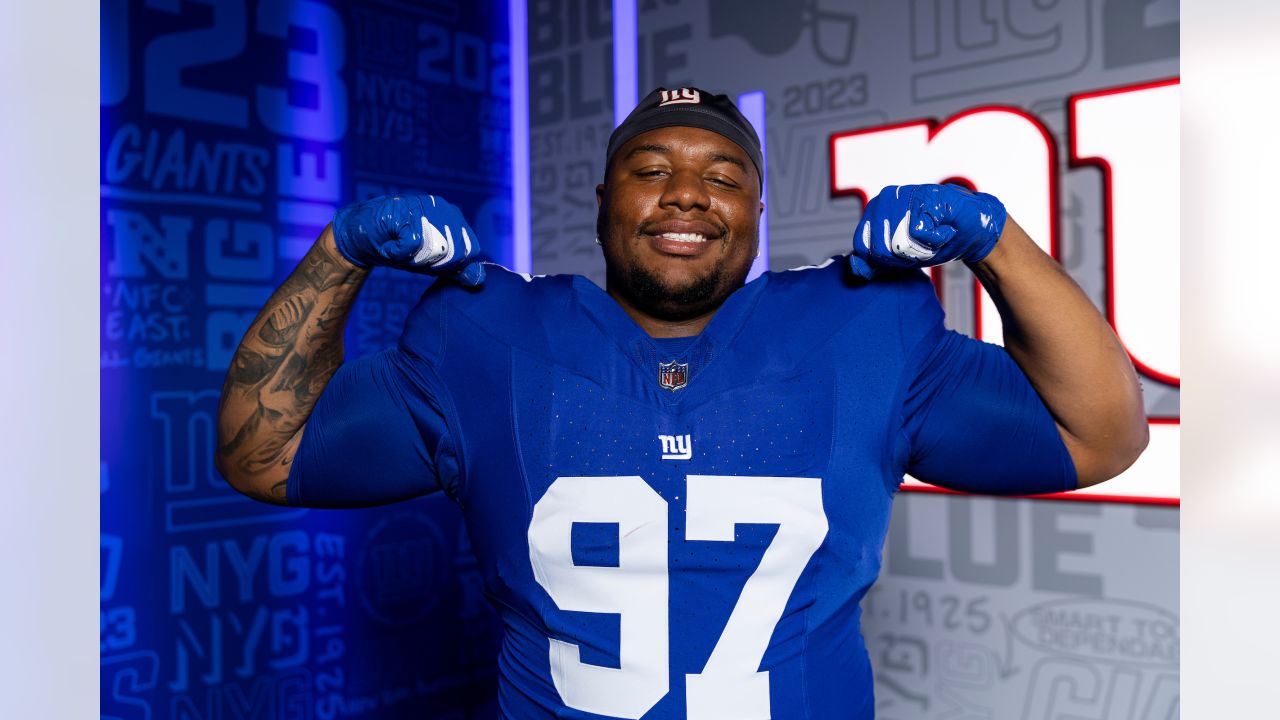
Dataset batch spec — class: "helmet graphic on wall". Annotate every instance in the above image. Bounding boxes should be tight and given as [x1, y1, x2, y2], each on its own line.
[709, 0, 858, 66]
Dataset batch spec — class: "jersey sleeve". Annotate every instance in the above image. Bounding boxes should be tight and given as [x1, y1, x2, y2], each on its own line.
[286, 339, 460, 508]
[897, 296, 1077, 496]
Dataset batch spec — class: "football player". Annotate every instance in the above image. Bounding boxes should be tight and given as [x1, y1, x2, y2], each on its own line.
[216, 87, 1147, 719]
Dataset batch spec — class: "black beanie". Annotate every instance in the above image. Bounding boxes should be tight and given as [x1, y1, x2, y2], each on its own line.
[606, 87, 763, 187]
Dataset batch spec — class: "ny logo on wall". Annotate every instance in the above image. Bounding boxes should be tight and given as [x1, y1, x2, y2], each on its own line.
[830, 78, 1180, 505]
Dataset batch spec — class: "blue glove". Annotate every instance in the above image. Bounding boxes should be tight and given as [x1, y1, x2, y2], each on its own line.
[849, 184, 1007, 279]
[332, 194, 486, 287]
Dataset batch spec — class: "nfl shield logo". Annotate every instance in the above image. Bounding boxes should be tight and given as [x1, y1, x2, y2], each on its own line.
[658, 360, 689, 391]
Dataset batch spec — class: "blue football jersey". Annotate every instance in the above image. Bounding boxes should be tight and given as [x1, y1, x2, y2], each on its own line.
[289, 259, 1075, 719]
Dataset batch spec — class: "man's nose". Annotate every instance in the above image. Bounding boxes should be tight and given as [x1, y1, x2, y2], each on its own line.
[659, 170, 711, 211]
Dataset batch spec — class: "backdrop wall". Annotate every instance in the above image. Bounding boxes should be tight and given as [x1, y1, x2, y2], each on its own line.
[102, 1, 1179, 718]
[101, 0, 509, 717]
[527, 1, 1180, 716]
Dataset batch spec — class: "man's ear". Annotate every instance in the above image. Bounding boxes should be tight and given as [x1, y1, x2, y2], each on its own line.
[596, 183, 605, 208]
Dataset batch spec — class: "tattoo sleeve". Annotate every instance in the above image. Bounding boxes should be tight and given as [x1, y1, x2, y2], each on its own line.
[216, 227, 369, 504]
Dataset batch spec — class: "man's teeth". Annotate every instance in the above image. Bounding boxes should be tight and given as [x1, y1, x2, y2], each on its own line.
[659, 232, 707, 243]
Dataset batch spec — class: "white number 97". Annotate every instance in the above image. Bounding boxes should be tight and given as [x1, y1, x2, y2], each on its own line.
[529, 474, 829, 719]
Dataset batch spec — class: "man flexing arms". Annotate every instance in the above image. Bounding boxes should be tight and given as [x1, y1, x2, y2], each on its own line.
[216, 87, 1145, 718]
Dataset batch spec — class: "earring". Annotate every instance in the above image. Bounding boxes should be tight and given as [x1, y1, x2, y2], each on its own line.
[595, 235, 603, 246]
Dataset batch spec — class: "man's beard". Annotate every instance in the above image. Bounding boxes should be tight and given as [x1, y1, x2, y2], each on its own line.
[619, 256, 732, 317]
[598, 207, 752, 322]
[612, 258, 731, 322]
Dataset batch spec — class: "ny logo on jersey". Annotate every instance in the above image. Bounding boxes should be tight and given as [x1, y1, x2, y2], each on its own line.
[658, 360, 689, 391]
[658, 434, 692, 460]
[658, 88, 701, 106]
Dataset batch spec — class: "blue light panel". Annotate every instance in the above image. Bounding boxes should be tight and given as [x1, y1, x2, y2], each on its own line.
[509, 0, 531, 273]
[612, 0, 639, 124]
[737, 90, 769, 280]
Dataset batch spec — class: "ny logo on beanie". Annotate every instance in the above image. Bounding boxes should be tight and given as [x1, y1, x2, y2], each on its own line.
[658, 88, 701, 106]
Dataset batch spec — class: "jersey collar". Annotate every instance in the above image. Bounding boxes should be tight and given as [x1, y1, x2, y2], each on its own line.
[570, 274, 769, 401]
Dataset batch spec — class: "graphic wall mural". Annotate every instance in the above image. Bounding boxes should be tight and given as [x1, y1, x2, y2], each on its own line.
[103, 1, 1179, 718]
[101, 0, 509, 716]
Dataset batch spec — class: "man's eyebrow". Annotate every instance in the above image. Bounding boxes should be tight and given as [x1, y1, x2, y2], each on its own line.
[707, 152, 747, 173]
[625, 143, 671, 159]
[623, 144, 747, 174]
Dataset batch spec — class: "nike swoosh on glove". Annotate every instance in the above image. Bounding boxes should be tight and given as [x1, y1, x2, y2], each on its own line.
[849, 184, 1007, 280]
[332, 194, 486, 287]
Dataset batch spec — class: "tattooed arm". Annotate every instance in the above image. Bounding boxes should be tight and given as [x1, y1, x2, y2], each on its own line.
[215, 226, 368, 504]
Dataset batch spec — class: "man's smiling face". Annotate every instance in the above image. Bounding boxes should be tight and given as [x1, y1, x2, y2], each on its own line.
[597, 125, 763, 326]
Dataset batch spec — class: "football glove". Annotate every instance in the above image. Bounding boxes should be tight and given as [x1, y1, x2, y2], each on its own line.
[849, 183, 1007, 279]
[332, 194, 486, 287]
